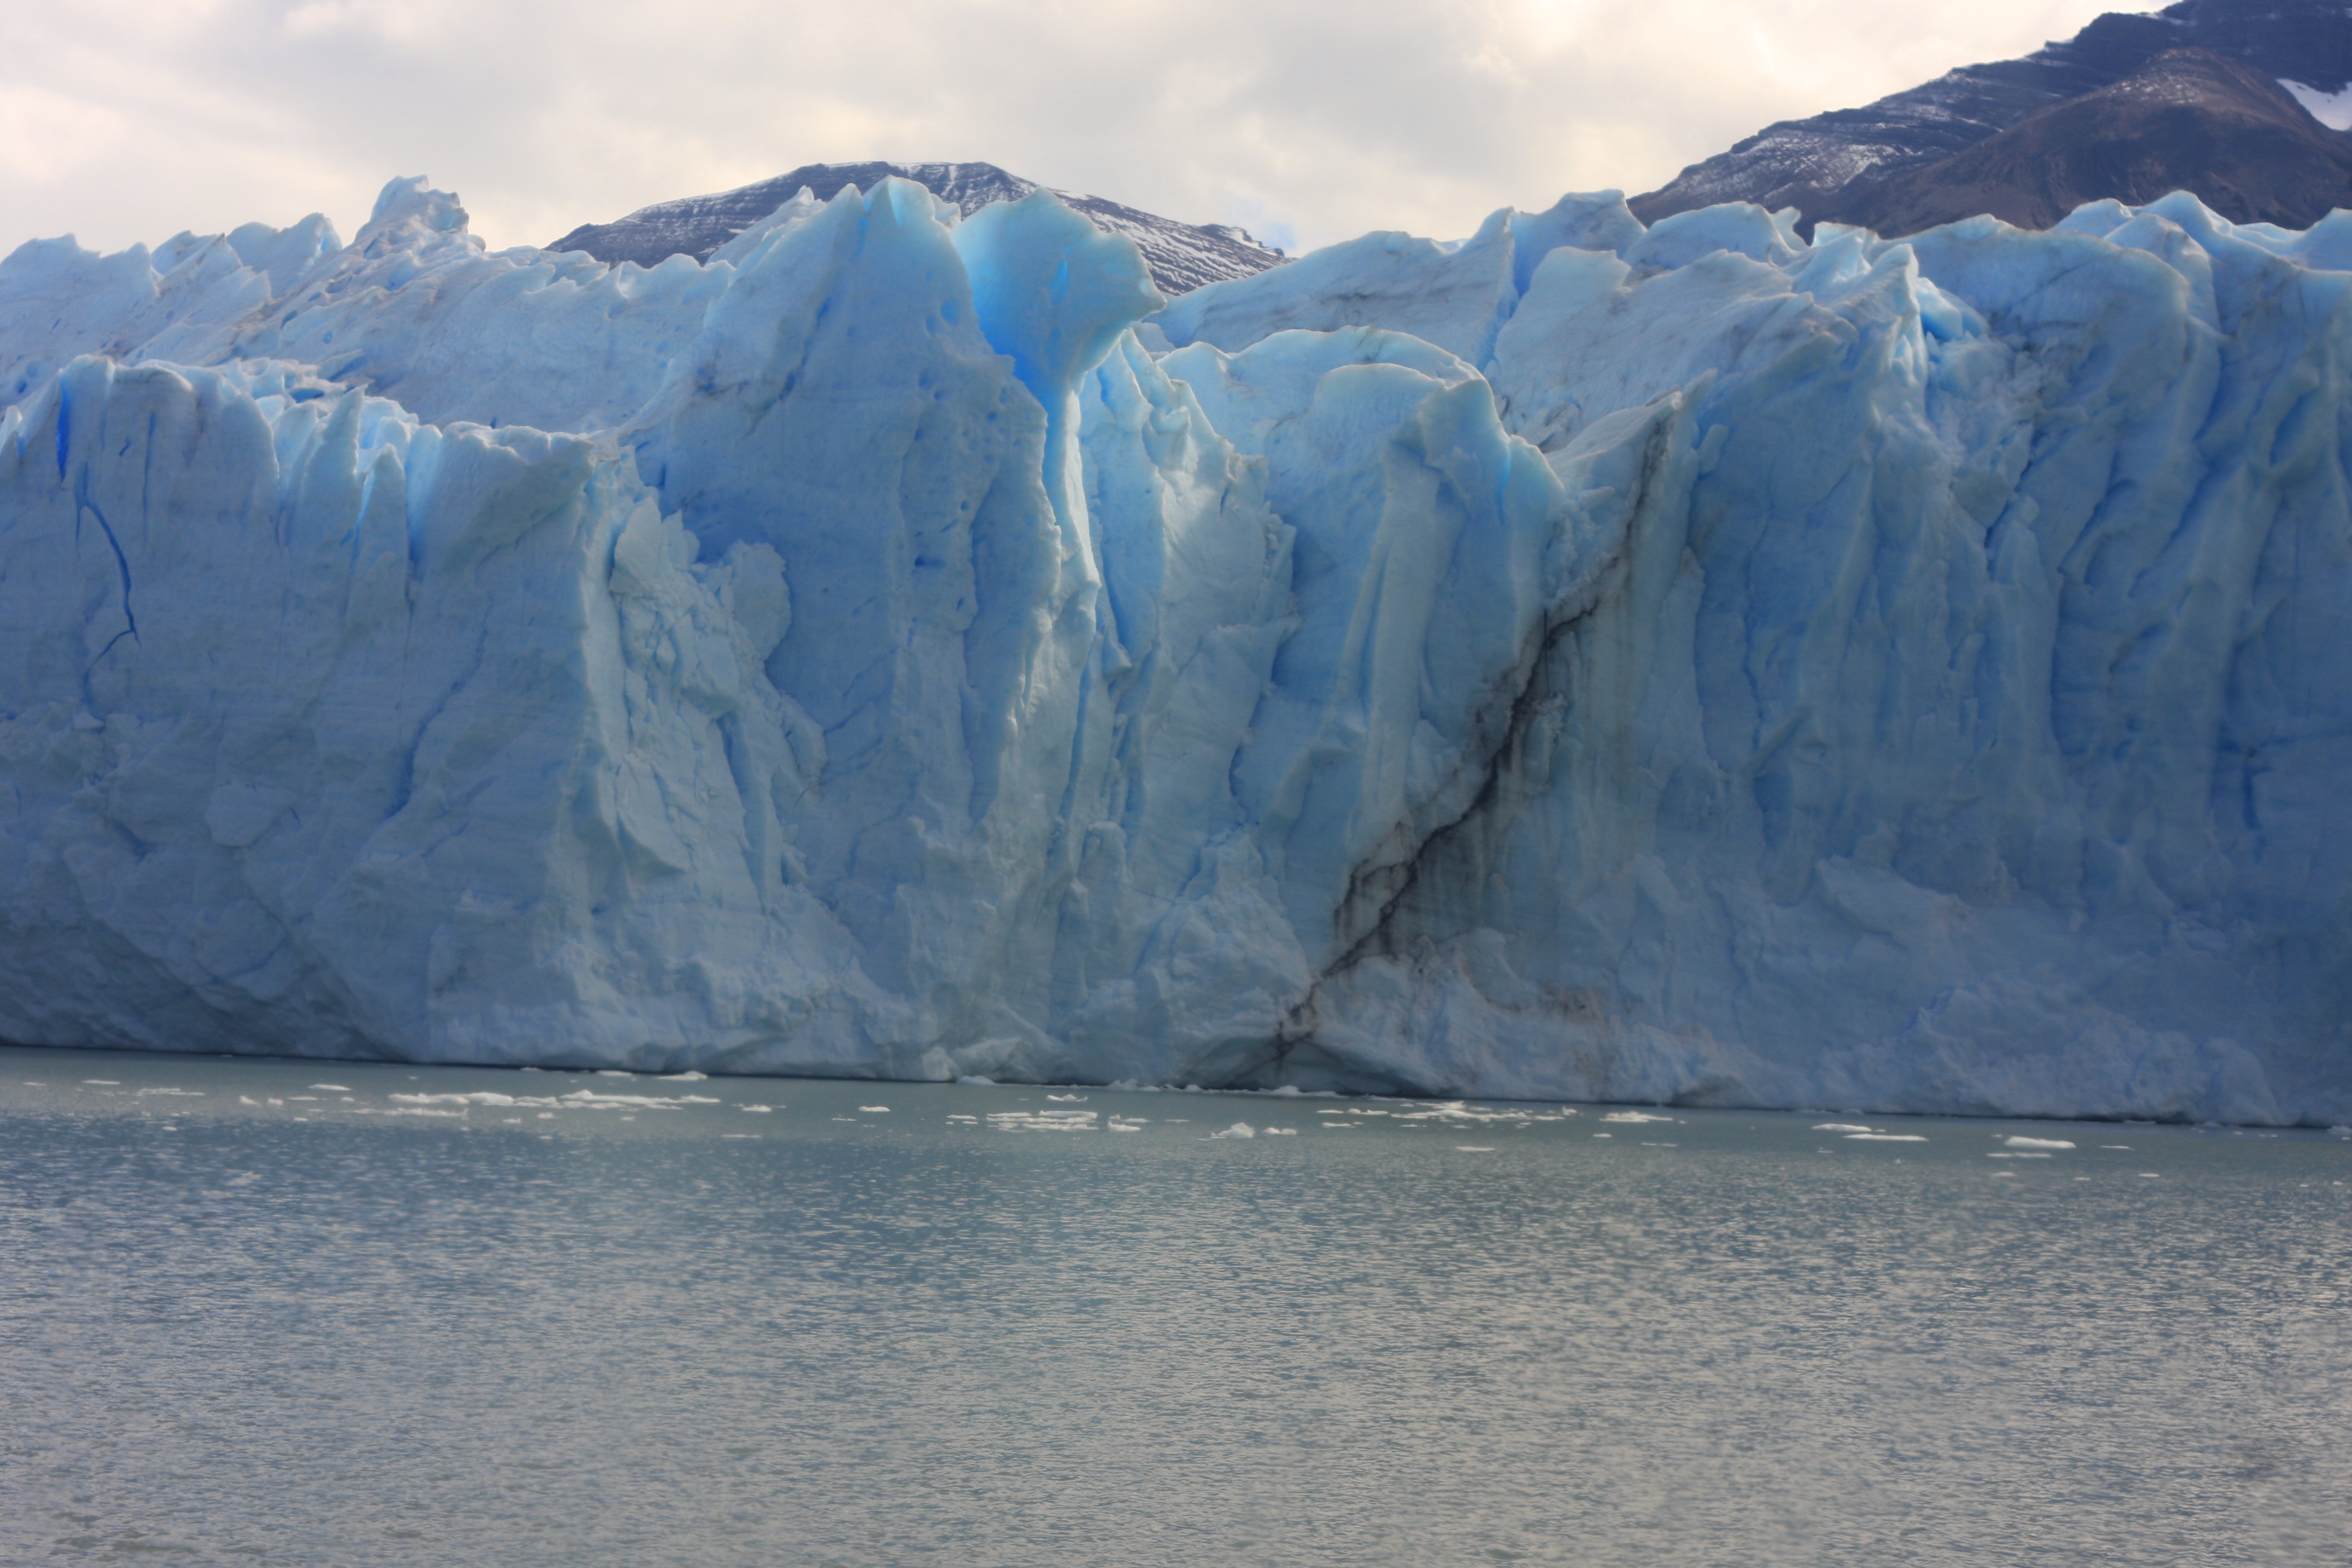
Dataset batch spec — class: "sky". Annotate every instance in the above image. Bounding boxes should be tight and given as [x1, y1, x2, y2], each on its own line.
[4, 0, 2161, 260]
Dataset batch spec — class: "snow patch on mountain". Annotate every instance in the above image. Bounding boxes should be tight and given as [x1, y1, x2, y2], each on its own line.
[2281, 76, 2352, 128]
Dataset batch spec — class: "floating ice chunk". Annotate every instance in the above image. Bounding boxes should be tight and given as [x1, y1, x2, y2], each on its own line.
[309, 1084, 351, 1091]
[1456, 1145, 1495, 1152]
[1210, 1122, 1256, 1139]
[1604, 1112, 1676, 1124]
[1987, 1152, 2054, 1159]
[658, 1071, 708, 1081]
[986, 1107, 1098, 1131]
[391, 1091, 573, 1109]
[741, 1105, 773, 1114]
[1846, 1133, 1926, 1142]
[2004, 1136, 2076, 1150]
[1814, 1123, 1875, 1132]
[858, 1105, 890, 1113]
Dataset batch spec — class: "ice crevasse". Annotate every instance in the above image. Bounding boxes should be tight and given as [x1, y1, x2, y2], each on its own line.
[2, 174, 2350, 1125]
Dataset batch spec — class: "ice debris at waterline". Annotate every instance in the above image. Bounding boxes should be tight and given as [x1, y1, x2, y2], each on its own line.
[4, 175, 2351, 1126]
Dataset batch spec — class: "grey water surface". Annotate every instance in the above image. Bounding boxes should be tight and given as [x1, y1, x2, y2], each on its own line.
[2, 1045, 2347, 1567]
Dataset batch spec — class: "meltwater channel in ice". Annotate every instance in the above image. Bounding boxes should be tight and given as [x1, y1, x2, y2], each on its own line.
[4, 177, 2352, 1124]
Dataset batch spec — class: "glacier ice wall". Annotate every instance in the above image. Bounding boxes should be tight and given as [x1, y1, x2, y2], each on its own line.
[2, 175, 2349, 1123]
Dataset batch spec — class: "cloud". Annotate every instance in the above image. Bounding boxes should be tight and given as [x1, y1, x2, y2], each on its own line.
[0, 0, 2155, 257]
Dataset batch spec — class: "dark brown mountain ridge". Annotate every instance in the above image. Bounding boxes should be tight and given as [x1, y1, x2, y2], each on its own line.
[1824, 48, 2352, 235]
[548, 162, 1285, 297]
[1634, 0, 2352, 232]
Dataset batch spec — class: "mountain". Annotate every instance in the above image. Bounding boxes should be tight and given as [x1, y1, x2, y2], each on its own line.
[1826, 48, 2352, 234]
[548, 160, 1286, 296]
[1633, 0, 2352, 228]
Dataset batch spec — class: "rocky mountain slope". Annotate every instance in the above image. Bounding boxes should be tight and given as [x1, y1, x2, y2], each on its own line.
[1826, 48, 2352, 234]
[1633, 0, 2352, 229]
[549, 161, 1285, 296]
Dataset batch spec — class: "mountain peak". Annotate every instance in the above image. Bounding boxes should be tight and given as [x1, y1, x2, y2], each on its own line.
[1828, 48, 2352, 235]
[1632, 0, 2352, 230]
[549, 162, 1285, 296]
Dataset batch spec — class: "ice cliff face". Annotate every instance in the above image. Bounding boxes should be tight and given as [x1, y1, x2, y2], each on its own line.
[3, 173, 2349, 1125]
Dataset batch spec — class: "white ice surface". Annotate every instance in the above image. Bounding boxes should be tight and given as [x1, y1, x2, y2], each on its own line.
[2, 175, 2350, 1123]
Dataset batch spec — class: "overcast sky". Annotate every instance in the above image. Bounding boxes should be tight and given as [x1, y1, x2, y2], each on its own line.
[5, 0, 2158, 259]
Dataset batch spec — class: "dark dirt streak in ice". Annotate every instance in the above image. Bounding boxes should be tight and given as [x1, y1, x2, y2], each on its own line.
[1245, 419, 1680, 1093]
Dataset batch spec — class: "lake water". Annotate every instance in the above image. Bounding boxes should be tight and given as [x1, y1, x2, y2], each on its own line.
[1, 1045, 2347, 1567]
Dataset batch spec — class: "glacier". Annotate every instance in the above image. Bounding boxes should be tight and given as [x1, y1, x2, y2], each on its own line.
[3, 174, 2350, 1125]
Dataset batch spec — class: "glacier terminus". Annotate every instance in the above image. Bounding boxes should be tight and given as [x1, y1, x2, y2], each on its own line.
[3, 174, 2350, 1126]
